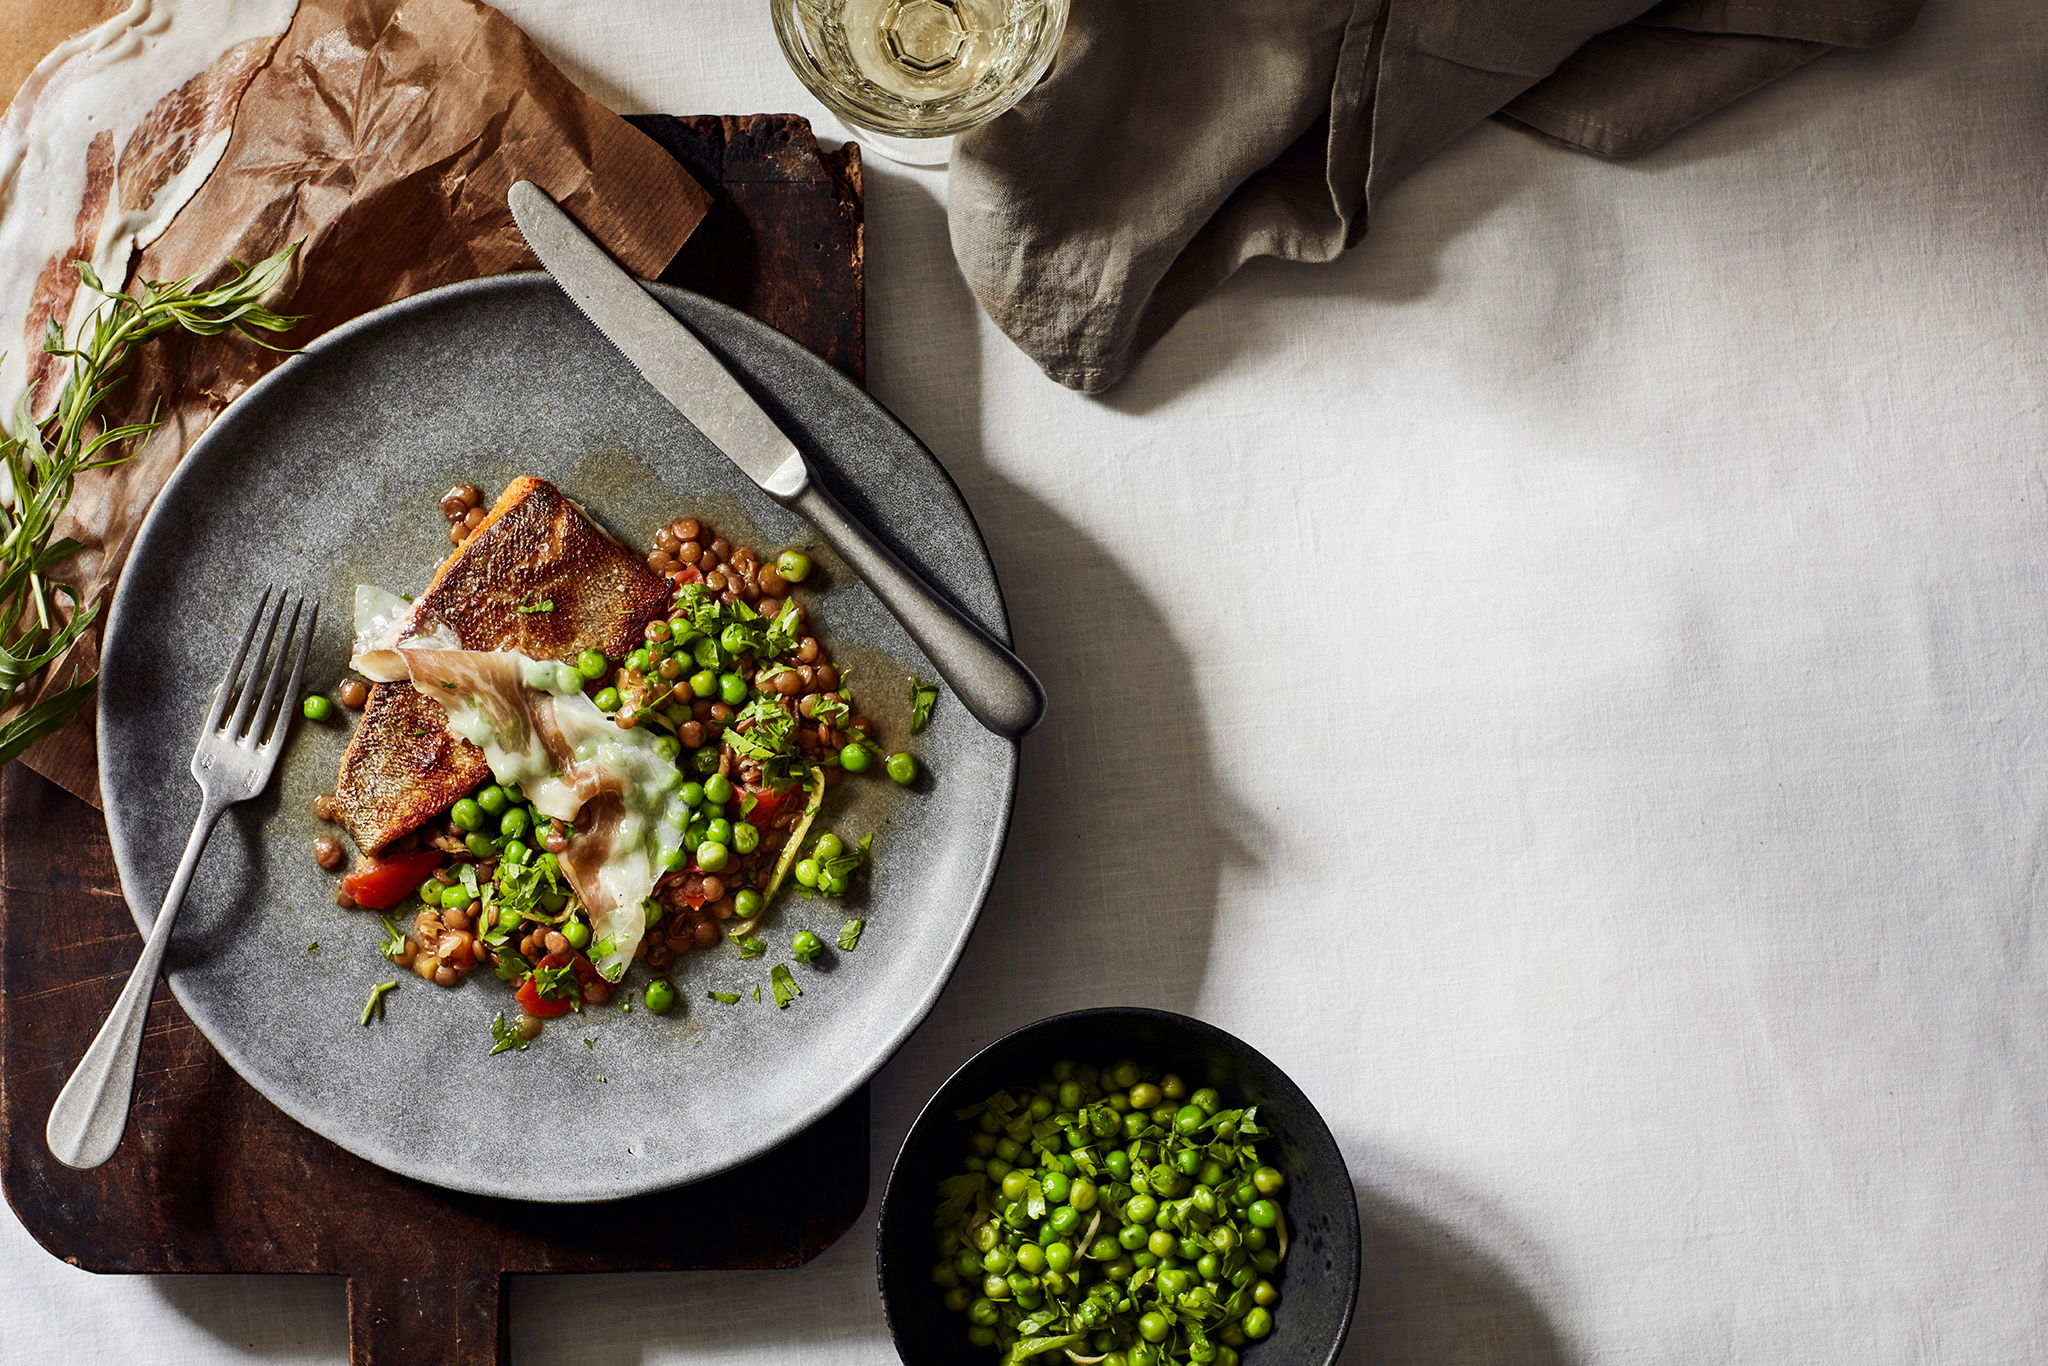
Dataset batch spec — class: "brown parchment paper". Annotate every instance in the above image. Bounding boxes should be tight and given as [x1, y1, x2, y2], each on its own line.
[21, 0, 711, 804]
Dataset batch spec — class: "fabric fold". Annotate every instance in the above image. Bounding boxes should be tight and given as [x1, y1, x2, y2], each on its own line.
[951, 0, 1925, 393]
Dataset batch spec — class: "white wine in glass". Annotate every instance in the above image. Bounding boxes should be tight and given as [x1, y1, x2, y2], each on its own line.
[772, 0, 1069, 143]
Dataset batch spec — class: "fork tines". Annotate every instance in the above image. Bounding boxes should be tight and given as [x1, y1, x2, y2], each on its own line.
[205, 587, 319, 747]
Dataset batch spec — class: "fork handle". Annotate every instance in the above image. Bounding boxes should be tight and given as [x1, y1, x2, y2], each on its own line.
[46, 801, 226, 1169]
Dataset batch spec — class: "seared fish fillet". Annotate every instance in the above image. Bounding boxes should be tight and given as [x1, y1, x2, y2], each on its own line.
[333, 477, 672, 854]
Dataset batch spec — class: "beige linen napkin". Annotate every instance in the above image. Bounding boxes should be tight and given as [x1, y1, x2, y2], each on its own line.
[952, 0, 1924, 392]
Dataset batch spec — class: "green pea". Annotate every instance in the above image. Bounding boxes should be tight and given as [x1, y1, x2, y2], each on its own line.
[1129, 1346, 1160, 1366]
[967, 1297, 998, 1327]
[498, 807, 532, 841]
[1125, 1194, 1158, 1225]
[1230, 1180, 1257, 1209]
[1045, 1241, 1074, 1274]
[1000, 1169, 1034, 1201]
[1110, 1060, 1142, 1089]
[449, 798, 484, 831]
[1197, 1251, 1222, 1280]
[497, 906, 523, 932]
[416, 880, 444, 907]
[718, 672, 748, 705]
[1189, 1086, 1221, 1116]
[643, 979, 677, 1014]
[966, 1325, 997, 1348]
[1178, 1235, 1203, 1261]
[1252, 1277, 1279, 1307]
[981, 1244, 1014, 1274]
[1251, 1248, 1280, 1274]
[1253, 1165, 1286, 1194]
[955, 1248, 983, 1279]
[1138, 1310, 1170, 1343]
[704, 773, 734, 805]
[1122, 1111, 1148, 1140]
[1147, 1229, 1177, 1258]
[734, 889, 763, 919]
[1006, 1271, 1037, 1299]
[1041, 1170, 1071, 1203]
[692, 636, 722, 670]
[984, 1157, 1012, 1180]
[982, 1273, 1010, 1301]
[1230, 1226, 1255, 1251]
[1160, 1074, 1187, 1101]
[300, 694, 335, 722]
[1070, 1178, 1098, 1211]
[794, 858, 821, 888]
[776, 549, 811, 582]
[1106, 1255, 1136, 1283]
[1242, 1306, 1273, 1340]
[1175, 1147, 1204, 1175]
[561, 918, 590, 950]
[1117, 1223, 1148, 1252]
[1087, 1235, 1120, 1262]
[941, 1284, 968, 1313]
[1199, 1160, 1227, 1187]
[994, 1136, 1022, 1162]
[705, 818, 733, 847]
[886, 751, 918, 784]
[678, 781, 704, 809]
[690, 746, 719, 774]
[464, 831, 495, 859]
[1247, 1199, 1280, 1229]
[593, 687, 621, 711]
[812, 831, 844, 861]
[839, 742, 873, 773]
[440, 880, 475, 911]
[476, 785, 508, 816]
[1015, 1243, 1047, 1274]
[574, 648, 607, 679]
[732, 821, 760, 854]
[792, 930, 823, 963]
[1104, 1151, 1132, 1183]
[501, 839, 532, 867]
[1157, 1268, 1192, 1297]
[688, 669, 717, 699]
[696, 841, 730, 872]
[1128, 1082, 1162, 1110]
[1058, 1080, 1084, 1110]
[1174, 1104, 1207, 1135]
[1047, 1205, 1081, 1237]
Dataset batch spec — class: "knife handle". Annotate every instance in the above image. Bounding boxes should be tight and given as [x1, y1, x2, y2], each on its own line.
[787, 481, 1045, 739]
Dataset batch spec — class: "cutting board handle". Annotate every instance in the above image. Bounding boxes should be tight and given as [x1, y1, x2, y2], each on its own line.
[348, 1263, 505, 1364]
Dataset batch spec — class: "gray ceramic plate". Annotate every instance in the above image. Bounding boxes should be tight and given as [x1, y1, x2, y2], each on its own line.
[98, 275, 1017, 1202]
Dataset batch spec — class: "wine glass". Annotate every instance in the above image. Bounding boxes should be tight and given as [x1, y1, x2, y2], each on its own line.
[771, 0, 1069, 165]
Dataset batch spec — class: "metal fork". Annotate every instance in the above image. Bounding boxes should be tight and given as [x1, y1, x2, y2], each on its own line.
[46, 587, 317, 1169]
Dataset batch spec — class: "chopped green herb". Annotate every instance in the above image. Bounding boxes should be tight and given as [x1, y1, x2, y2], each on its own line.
[770, 962, 802, 1009]
[707, 990, 741, 1004]
[734, 934, 767, 959]
[752, 984, 762, 1003]
[488, 1012, 529, 1055]
[530, 960, 580, 1007]
[909, 678, 939, 733]
[583, 1037, 595, 1050]
[307, 942, 321, 954]
[837, 918, 865, 951]
[377, 915, 409, 960]
[360, 980, 398, 1026]
[515, 597, 555, 614]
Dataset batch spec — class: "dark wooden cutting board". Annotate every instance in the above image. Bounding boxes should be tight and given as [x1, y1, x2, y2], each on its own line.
[0, 113, 867, 1366]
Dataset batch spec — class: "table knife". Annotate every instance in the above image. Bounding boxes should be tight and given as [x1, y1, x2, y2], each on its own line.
[509, 180, 1044, 739]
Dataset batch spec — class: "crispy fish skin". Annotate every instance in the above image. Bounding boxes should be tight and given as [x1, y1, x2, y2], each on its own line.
[332, 477, 672, 854]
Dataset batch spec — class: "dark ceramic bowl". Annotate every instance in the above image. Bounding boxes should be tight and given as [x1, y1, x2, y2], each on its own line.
[878, 1008, 1359, 1365]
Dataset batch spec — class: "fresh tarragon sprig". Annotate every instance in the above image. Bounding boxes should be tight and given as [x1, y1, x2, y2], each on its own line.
[0, 243, 302, 764]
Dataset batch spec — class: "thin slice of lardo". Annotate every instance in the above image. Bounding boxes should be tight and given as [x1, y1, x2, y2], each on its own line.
[331, 477, 671, 854]
[397, 646, 691, 982]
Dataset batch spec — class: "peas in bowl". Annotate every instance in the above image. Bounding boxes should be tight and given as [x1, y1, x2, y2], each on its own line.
[878, 1009, 1358, 1366]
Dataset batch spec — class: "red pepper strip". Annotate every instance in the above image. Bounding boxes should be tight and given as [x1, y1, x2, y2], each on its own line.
[339, 849, 444, 910]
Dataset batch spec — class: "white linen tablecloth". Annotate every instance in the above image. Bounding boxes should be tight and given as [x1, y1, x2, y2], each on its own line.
[6, 0, 2046, 1359]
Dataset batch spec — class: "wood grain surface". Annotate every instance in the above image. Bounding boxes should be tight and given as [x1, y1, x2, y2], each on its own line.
[0, 114, 867, 1365]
